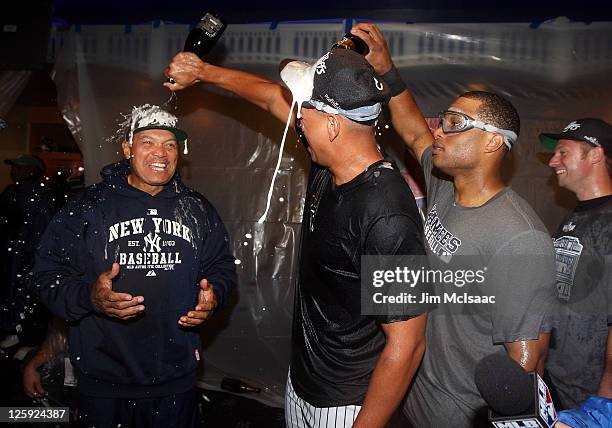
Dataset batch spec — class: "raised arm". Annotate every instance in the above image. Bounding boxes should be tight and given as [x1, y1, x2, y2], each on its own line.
[351, 23, 434, 164]
[164, 52, 295, 126]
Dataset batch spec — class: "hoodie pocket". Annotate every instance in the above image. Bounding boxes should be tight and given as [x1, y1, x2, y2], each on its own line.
[160, 309, 200, 378]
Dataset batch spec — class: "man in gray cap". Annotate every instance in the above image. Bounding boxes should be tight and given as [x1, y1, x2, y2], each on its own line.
[31, 105, 237, 427]
[540, 118, 612, 409]
[4, 154, 45, 182]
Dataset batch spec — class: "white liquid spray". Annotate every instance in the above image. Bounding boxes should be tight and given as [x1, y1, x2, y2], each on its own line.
[257, 100, 296, 223]
[256, 58, 316, 223]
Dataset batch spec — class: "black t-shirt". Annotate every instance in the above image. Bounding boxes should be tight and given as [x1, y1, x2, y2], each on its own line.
[546, 194, 612, 409]
[290, 160, 427, 407]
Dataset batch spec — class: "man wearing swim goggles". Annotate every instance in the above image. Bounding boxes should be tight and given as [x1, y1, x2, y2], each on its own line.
[352, 23, 556, 428]
[437, 110, 518, 150]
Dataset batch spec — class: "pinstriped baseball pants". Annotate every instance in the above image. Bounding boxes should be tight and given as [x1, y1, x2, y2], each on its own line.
[285, 371, 362, 428]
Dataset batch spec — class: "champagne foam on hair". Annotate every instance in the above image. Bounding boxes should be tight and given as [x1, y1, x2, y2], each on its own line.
[108, 104, 189, 154]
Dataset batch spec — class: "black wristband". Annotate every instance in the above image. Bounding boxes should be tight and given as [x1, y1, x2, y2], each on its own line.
[380, 65, 406, 97]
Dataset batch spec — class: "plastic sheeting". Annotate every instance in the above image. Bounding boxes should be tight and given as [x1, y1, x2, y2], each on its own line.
[0, 70, 31, 119]
[49, 18, 612, 406]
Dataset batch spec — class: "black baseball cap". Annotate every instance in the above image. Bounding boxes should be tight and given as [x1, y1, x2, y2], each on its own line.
[539, 118, 612, 157]
[4, 154, 45, 170]
[279, 49, 390, 123]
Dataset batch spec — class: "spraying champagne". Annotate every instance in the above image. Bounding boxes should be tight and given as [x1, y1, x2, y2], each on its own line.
[167, 12, 227, 84]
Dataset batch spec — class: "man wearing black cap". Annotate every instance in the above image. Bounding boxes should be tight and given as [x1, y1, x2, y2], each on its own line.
[540, 118, 612, 410]
[166, 49, 430, 428]
[3, 154, 46, 182]
[350, 23, 556, 427]
[31, 105, 237, 427]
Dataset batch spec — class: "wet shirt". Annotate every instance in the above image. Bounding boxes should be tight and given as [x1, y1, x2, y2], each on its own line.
[403, 146, 556, 427]
[546, 195, 612, 409]
[32, 161, 237, 398]
[290, 160, 426, 407]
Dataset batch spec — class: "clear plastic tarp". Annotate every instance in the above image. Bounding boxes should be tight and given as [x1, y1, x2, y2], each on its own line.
[0, 70, 31, 119]
[48, 18, 612, 406]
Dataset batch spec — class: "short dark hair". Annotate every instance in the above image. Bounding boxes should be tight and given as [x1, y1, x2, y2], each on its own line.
[460, 91, 521, 138]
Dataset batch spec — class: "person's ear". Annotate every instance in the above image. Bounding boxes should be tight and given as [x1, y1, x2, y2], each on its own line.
[122, 140, 132, 160]
[588, 146, 605, 165]
[484, 134, 505, 154]
[327, 115, 340, 142]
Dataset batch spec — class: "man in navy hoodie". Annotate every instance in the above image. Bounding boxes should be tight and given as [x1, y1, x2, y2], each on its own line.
[31, 104, 237, 427]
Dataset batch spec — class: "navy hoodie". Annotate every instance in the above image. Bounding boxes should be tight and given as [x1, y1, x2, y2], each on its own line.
[32, 160, 237, 398]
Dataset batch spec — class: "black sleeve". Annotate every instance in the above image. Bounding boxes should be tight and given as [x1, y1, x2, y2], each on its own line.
[364, 214, 431, 323]
[364, 214, 425, 257]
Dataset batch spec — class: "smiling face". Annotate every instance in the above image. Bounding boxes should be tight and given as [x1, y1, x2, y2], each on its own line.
[122, 128, 179, 196]
[548, 139, 592, 193]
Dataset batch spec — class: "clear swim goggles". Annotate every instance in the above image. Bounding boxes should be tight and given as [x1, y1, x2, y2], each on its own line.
[437, 110, 517, 150]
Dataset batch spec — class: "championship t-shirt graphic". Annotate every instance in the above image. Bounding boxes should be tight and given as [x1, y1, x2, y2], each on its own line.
[553, 235, 583, 300]
[108, 209, 194, 277]
[424, 204, 462, 263]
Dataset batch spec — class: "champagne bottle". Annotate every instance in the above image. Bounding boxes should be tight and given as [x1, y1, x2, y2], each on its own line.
[168, 12, 227, 84]
[221, 377, 261, 394]
[332, 33, 369, 55]
[183, 12, 227, 58]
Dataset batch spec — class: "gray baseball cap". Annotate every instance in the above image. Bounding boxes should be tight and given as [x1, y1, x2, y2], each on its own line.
[125, 104, 188, 144]
[4, 154, 45, 170]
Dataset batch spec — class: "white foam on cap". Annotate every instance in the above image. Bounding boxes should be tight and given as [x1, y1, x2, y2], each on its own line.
[279, 61, 315, 119]
[258, 56, 323, 224]
[128, 104, 179, 145]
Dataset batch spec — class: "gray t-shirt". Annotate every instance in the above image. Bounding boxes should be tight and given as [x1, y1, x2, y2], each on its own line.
[546, 195, 612, 410]
[403, 146, 556, 427]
